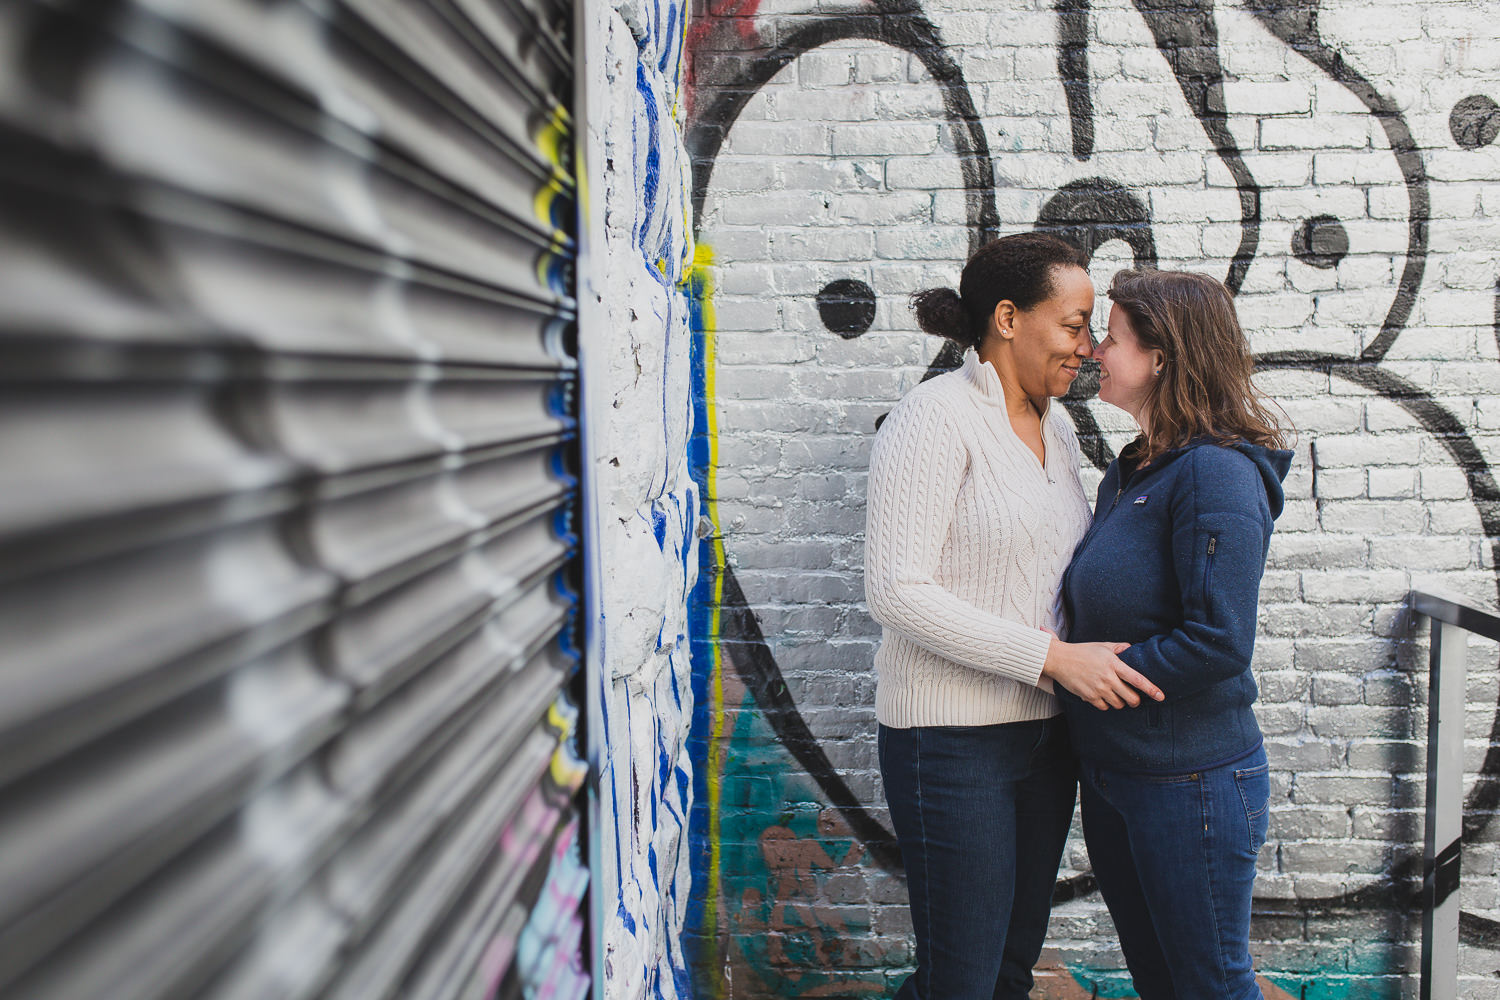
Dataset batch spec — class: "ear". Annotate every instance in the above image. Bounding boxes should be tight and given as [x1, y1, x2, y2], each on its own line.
[992, 300, 1017, 341]
[1152, 348, 1167, 373]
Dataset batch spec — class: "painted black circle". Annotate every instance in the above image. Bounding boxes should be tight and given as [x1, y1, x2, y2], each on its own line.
[1292, 215, 1349, 270]
[1451, 95, 1500, 150]
[816, 279, 876, 338]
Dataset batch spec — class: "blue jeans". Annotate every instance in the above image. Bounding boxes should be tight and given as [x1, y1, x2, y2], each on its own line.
[1079, 745, 1270, 1000]
[879, 716, 1077, 1000]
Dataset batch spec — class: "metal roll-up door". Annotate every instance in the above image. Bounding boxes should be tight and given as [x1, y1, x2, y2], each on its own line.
[0, 2, 591, 999]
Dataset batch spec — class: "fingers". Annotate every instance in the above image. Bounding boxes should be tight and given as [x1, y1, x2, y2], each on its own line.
[1098, 657, 1141, 708]
[1117, 664, 1166, 702]
[1098, 677, 1132, 710]
[1074, 659, 1164, 707]
[1066, 646, 1161, 709]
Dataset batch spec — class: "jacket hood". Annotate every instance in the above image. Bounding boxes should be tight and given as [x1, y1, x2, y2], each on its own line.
[1228, 440, 1293, 519]
[1123, 436, 1294, 520]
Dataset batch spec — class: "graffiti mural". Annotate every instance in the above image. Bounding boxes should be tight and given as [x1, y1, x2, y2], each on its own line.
[686, 0, 1500, 996]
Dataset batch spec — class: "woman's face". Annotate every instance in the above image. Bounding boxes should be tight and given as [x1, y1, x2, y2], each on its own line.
[1096, 303, 1162, 419]
[1006, 265, 1095, 399]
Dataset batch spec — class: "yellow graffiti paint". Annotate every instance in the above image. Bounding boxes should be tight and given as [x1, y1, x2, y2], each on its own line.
[687, 241, 729, 996]
[533, 173, 570, 228]
[531, 102, 575, 294]
[547, 696, 576, 738]
[533, 224, 571, 292]
[549, 741, 589, 792]
[534, 104, 571, 169]
[546, 697, 588, 791]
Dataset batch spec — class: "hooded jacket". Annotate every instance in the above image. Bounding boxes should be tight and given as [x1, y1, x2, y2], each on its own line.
[1061, 437, 1294, 773]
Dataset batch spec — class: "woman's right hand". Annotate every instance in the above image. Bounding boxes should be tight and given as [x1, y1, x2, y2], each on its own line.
[1042, 637, 1165, 710]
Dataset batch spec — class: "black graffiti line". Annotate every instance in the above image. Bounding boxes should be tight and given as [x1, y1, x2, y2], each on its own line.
[1247, 5, 1429, 363]
[716, 568, 904, 872]
[1055, 0, 1093, 162]
[1058, 400, 1114, 472]
[686, 1, 999, 255]
[1131, 0, 1260, 294]
[1031, 176, 1155, 471]
[1035, 177, 1157, 270]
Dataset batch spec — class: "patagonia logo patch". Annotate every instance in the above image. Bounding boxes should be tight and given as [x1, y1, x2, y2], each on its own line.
[1133, 494, 1149, 505]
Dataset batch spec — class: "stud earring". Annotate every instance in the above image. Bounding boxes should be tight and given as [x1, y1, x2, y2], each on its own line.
[1153, 367, 1162, 377]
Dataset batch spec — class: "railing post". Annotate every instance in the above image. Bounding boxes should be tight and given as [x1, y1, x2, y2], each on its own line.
[1422, 617, 1467, 1000]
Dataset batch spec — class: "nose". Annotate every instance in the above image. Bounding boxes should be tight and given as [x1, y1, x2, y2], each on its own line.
[1077, 330, 1095, 357]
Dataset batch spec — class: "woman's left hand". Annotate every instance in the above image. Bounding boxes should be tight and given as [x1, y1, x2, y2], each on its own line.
[1041, 637, 1165, 710]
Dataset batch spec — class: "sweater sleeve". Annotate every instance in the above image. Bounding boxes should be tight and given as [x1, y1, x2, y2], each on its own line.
[1116, 448, 1271, 700]
[864, 393, 1054, 687]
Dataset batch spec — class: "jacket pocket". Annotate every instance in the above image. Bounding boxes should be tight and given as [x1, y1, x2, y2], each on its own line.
[1194, 511, 1266, 628]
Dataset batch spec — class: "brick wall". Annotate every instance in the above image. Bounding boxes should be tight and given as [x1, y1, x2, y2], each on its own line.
[683, 0, 1500, 996]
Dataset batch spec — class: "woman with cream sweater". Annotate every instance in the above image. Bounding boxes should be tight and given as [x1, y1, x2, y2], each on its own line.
[865, 233, 1162, 1000]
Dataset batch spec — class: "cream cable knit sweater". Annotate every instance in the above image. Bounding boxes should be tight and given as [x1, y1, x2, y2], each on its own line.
[865, 348, 1094, 728]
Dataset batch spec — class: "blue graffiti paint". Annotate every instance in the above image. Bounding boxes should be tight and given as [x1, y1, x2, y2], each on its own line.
[636, 63, 662, 259]
[549, 445, 579, 486]
[546, 380, 575, 420]
[660, 0, 680, 77]
[619, 898, 638, 935]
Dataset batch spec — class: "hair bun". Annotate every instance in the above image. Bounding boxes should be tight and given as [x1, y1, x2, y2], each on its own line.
[910, 287, 971, 346]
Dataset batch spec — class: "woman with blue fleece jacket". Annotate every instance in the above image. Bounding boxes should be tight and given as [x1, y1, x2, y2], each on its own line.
[1061, 269, 1293, 1000]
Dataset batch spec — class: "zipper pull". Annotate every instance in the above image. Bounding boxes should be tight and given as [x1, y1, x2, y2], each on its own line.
[1208, 537, 1217, 555]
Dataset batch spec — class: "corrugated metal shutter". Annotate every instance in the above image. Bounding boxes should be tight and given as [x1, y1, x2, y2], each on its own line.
[0, 2, 590, 999]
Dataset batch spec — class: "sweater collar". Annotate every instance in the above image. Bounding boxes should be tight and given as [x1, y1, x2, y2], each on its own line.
[959, 347, 1051, 420]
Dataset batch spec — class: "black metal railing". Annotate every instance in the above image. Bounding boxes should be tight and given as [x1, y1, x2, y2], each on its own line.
[1408, 589, 1500, 1000]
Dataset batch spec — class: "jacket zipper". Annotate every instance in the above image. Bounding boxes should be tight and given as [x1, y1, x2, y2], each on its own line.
[1062, 484, 1127, 598]
[1078, 485, 1125, 552]
[1205, 534, 1218, 593]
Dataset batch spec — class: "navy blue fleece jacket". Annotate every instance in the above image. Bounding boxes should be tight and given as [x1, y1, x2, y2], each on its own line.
[1060, 438, 1293, 773]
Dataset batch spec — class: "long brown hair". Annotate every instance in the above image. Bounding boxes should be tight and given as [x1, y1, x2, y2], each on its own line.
[1107, 269, 1289, 462]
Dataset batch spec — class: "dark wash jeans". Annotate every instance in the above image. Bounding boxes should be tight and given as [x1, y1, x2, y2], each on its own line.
[878, 716, 1077, 1000]
[1079, 744, 1271, 1000]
